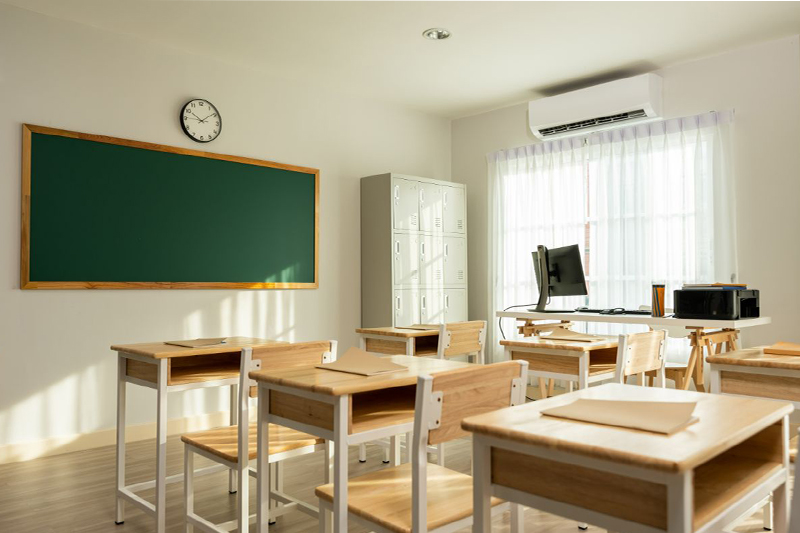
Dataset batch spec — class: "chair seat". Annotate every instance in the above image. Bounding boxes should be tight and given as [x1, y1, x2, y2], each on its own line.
[315, 462, 504, 533]
[182, 423, 323, 463]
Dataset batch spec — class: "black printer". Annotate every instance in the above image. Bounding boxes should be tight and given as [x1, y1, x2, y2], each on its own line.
[673, 289, 760, 320]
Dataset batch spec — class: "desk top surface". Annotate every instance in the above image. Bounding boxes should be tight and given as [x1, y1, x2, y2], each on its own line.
[111, 336, 282, 359]
[500, 336, 618, 352]
[250, 355, 472, 395]
[462, 383, 791, 472]
[497, 311, 771, 329]
[355, 326, 439, 338]
[707, 346, 800, 370]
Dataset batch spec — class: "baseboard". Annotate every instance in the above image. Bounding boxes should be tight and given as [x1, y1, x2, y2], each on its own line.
[0, 410, 230, 465]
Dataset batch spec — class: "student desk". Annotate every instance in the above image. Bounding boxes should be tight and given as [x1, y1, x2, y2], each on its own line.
[355, 326, 440, 356]
[497, 311, 772, 392]
[249, 355, 472, 533]
[464, 383, 793, 533]
[111, 336, 283, 532]
[500, 337, 618, 396]
[708, 347, 800, 409]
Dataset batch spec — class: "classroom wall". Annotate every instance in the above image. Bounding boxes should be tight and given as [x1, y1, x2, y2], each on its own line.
[0, 5, 451, 460]
[452, 35, 800, 349]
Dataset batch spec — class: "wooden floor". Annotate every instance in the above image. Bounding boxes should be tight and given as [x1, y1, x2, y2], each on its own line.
[0, 388, 777, 532]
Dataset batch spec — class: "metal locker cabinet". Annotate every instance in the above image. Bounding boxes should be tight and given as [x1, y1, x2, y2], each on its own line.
[419, 235, 444, 286]
[444, 289, 468, 322]
[394, 289, 420, 327]
[420, 288, 445, 324]
[442, 185, 466, 233]
[443, 236, 466, 285]
[393, 233, 419, 286]
[418, 182, 443, 232]
[392, 177, 419, 230]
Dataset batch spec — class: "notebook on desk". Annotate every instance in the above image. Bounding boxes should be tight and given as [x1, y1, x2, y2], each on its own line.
[316, 347, 407, 376]
[540, 329, 606, 343]
[165, 337, 227, 348]
[541, 399, 698, 435]
[396, 324, 441, 331]
[764, 342, 800, 356]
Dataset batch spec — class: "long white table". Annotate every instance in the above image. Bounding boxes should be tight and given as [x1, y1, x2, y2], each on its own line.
[496, 310, 771, 392]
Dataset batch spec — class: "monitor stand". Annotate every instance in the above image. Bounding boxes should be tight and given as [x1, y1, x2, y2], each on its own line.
[533, 252, 575, 313]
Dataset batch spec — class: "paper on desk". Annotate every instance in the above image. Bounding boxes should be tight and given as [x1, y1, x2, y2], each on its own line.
[764, 342, 800, 356]
[165, 337, 227, 348]
[541, 329, 605, 343]
[541, 399, 698, 435]
[316, 347, 407, 376]
[396, 324, 441, 331]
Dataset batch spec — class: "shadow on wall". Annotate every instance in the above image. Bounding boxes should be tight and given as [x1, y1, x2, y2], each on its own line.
[0, 290, 297, 462]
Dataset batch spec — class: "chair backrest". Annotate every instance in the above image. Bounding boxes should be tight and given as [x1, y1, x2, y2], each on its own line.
[236, 340, 337, 463]
[614, 330, 667, 383]
[437, 320, 486, 360]
[410, 360, 527, 532]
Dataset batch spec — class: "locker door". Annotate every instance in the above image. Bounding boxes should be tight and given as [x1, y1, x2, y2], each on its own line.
[442, 186, 466, 233]
[392, 177, 419, 230]
[394, 289, 420, 327]
[393, 233, 419, 286]
[443, 236, 466, 285]
[420, 289, 445, 324]
[418, 183, 443, 232]
[444, 289, 468, 323]
[419, 235, 443, 286]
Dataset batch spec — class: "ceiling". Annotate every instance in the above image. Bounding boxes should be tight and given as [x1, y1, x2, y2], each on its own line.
[4, 1, 800, 118]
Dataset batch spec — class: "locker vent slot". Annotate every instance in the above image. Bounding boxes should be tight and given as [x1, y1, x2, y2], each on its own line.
[457, 220, 463, 230]
[435, 217, 442, 228]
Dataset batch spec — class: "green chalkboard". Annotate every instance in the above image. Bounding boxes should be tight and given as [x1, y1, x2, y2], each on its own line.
[21, 125, 319, 289]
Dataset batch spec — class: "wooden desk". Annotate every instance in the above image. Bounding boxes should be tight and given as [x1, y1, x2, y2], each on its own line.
[708, 347, 800, 410]
[355, 326, 440, 356]
[501, 337, 618, 396]
[498, 311, 772, 392]
[112, 336, 283, 532]
[463, 383, 793, 533]
[250, 355, 473, 533]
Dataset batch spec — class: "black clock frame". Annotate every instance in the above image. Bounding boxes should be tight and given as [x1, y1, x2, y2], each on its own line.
[180, 99, 222, 143]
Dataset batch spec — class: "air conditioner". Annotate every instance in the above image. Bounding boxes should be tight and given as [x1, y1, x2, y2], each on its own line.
[528, 73, 662, 140]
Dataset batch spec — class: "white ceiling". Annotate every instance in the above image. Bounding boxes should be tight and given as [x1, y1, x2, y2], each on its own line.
[5, 1, 800, 118]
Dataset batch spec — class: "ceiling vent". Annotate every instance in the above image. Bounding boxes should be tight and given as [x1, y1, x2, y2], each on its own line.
[529, 73, 662, 141]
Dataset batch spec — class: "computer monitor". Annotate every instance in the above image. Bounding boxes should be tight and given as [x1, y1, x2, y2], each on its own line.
[531, 244, 588, 312]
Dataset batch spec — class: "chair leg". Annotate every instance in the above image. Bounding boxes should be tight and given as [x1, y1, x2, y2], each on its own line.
[437, 443, 445, 466]
[510, 503, 524, 533]
[236, 459, 248, 532]
[358, 443, 367, 463]
[184, 447, 194, 533]
[538, 378, 547, 399]
[547, 379, 555, 396]
[764, 495, 773, 531]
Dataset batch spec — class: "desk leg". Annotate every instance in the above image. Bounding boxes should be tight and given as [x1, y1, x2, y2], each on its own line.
[115, 354, 126, 524]
[773, 416, 790, 533]
[406, 338, 414, 356]
[472, 436, 492, 532]
[257, 386, 271, 533]
[155, 359, 168, 533]
[578, 355, 588, 390]
[229, 384, 238, 494]
[333, 396, 349, 533]
[666, 471, 693, 533]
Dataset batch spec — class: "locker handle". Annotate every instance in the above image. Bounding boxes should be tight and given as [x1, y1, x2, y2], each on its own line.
[396, 296, 401, 310]
[420, 189, 425, 203]
[444, 243, 449, 257]
[395, 241, 400, 254]
[445, 294, 450, 308]
[394, 185, 399, 200]
[421, 295, 426, 309]
[443, 191, 448, 207]
[420, 241, 425, 256]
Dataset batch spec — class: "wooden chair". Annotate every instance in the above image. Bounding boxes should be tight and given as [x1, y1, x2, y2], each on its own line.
[182, 340, 337, 533]
[437, 320, 487, 364]
[614, 329, 667, 387]
[316, 360, 528, 533]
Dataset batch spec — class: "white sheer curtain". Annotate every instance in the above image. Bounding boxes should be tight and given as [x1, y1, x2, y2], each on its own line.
[488, 110, 736, 360]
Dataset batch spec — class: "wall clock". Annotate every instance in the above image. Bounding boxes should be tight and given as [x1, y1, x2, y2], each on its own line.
[180, 99, 221, 143]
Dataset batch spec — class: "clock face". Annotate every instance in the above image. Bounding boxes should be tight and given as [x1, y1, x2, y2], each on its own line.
[180, 99, 221, 143]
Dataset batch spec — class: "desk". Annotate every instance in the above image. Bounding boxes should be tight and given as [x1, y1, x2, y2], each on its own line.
[497, 311, 772, 392]
[250, 355, 472, 533]
[500, 337, 618, 395]
[708, 347, 800, 409]
[355, 326, 440, 356]
[463, 383, 793, 533]
[112, 336, 283, 532]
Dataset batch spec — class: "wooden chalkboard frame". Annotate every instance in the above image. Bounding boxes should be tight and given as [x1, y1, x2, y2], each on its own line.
[21, 124, 320, 290]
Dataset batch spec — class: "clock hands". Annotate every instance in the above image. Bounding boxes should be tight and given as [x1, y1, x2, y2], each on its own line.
[200, 113, 216, 122]
[189, 111, 205, 122]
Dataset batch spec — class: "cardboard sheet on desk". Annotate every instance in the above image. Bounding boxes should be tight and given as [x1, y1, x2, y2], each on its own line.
[541, 329, 606, 343]
[541, 399, 698, 435]
[396, 324, 441, 331]
[316, 347, 406, 376]
[165, 337, 227, 348]
[764, 342, 800, 356]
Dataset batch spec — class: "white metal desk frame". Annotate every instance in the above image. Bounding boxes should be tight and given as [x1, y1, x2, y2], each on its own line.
[255, 381, 410, 533]
[115, 350, 240, 532]
[471, 418, 791, 533]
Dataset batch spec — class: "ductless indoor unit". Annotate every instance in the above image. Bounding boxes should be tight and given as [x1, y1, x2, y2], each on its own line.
[528, 73, 663, 140]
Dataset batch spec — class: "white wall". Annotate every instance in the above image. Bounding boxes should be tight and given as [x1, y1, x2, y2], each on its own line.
[452, 35, 800, 348]
[0, 5, 450, 457]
